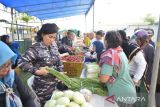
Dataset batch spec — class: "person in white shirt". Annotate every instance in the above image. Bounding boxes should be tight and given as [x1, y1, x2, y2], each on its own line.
[129, 47, 147, 84]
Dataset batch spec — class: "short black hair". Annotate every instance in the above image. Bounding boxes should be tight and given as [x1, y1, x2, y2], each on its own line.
[0, 35, 9, 43]
[147, 28, 154, 36]
[36, 23, 59, 42]
[105, 31, 122, 48]
[67, 30, 76, 36]
[96, 30, 105, 37]
[117, 30, 127, 40]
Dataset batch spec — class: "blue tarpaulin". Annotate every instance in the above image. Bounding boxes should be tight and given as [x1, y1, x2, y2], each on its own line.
[0, 0, 94, 20]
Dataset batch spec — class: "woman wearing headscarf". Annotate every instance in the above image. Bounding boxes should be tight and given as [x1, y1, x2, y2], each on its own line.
[0, 35, 21, 68]
[18, 23, 67, 106]
[99, 31, 136, 107]
[0, 41, 36, 107]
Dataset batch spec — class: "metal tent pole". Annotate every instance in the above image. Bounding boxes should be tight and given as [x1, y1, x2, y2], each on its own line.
[41, 20, 43, 26]
[15, 11, 19, 41]
[5, 27, 7, 34]
[93, 1, 95, 31]
[149, 16, 160, 107]
[85, 14, 87, 32]
[11, 8, 14, 40]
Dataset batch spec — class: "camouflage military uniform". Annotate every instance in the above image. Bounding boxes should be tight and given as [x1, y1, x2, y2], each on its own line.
[18, 42, 63, 106]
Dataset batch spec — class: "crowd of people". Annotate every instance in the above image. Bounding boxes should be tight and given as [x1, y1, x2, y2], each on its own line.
[0, 23, 158, 107]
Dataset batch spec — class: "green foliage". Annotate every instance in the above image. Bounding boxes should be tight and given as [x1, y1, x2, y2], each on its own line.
[143, 14, 156, 25]
[19, 13, 34, 23]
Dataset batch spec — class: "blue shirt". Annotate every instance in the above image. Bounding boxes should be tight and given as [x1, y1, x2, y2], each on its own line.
[93, 40, 104, 54]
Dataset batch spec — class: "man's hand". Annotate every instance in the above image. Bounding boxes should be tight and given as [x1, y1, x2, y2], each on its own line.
[70, 47, 75, 51]
[35, 69, 49, 76]
[68, 47, 74, 51]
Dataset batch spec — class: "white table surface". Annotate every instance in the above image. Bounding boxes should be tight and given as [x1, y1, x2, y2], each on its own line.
[90, 94, 118, 107]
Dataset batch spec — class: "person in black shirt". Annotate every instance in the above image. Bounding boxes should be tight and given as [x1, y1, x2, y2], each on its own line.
[59, 30, 76, 54]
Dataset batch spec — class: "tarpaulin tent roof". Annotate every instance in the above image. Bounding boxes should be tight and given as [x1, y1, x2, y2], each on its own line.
[0, 0, 95, 20]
